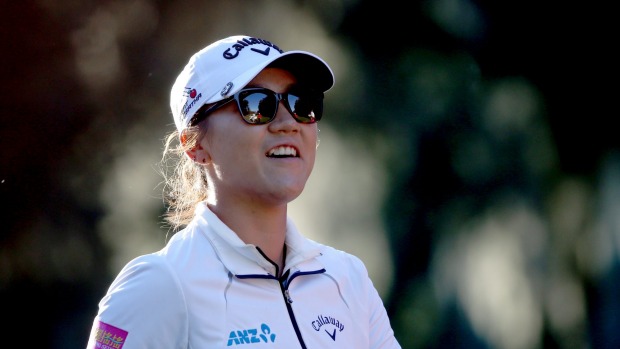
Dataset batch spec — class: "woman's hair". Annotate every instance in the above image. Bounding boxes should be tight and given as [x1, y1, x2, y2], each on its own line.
[159, 122, 208, 233]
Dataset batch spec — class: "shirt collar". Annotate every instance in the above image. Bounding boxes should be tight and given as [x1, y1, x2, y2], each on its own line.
[194, 202, 324, 276]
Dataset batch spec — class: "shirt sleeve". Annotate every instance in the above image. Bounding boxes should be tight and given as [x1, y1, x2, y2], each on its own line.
[85, 253, 188, 349]
[366, 276, 401, 349]
[348, 254, 402, 349]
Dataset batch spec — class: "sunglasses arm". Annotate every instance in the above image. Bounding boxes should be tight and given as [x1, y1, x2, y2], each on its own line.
[189, 97, 235, 126]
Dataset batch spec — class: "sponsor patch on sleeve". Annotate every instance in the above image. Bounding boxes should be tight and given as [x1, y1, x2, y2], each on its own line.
[92, 321, 128, 349]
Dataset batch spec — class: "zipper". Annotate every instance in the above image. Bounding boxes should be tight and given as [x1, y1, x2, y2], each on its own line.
[279, 272, 306, 349]
[284, 289, 293, 303]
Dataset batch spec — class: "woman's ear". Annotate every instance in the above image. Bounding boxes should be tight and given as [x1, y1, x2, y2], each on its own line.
[180, 129, 210, 164]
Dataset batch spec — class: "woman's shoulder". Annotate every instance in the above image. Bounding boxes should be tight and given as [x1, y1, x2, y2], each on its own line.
[159, 222, 216, 259]
[314, 242, 369, 274]
[111, 224, 215, 288]
[113, 253, 179, 290]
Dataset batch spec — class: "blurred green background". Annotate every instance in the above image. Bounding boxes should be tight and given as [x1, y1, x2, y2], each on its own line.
[0, 1, 615, 348]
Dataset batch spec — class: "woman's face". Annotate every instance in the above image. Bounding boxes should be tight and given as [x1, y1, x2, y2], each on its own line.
[200, 67, 319, 206]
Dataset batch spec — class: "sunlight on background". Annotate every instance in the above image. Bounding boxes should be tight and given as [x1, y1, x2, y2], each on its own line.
[97, 124, 166, 272]
[70, 0, 158, 94]
[433, 201, 546, 349]
[424, 74, 590, 349]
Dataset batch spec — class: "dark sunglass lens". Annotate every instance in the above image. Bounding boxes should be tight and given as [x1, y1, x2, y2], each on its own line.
[289, 94, 322, 123]
[239, 91, 275, 124]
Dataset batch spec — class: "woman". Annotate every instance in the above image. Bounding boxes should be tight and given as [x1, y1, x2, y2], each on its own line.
[86, 35, 401, 349]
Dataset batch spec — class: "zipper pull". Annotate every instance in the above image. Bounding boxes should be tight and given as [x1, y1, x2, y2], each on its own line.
[285, 289, 293, 303]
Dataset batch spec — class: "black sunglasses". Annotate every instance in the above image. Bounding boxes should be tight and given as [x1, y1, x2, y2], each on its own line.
[190, 87, 324, 126]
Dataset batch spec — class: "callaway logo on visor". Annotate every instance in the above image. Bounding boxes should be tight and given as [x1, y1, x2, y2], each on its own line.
[220, 37, 284, 60]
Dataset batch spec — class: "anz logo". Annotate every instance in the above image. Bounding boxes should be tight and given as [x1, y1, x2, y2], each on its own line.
[227, 323, 276, 346]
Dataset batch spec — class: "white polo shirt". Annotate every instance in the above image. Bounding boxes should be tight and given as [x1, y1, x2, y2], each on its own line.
[86, 202, 400, 349]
